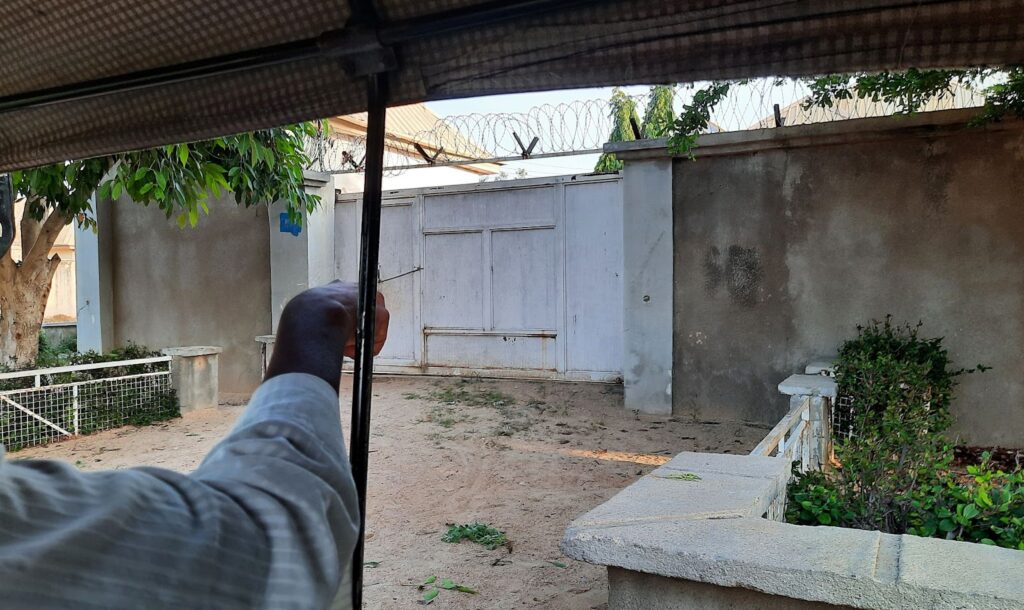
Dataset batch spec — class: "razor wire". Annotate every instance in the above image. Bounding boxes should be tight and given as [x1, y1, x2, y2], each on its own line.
[311, 77, 985, 176]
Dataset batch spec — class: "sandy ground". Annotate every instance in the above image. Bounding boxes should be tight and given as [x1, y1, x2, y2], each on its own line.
[16, 376, 767, 609]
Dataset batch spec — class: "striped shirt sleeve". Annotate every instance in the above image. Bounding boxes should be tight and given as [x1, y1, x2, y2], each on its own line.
[0, 372, 358, 610]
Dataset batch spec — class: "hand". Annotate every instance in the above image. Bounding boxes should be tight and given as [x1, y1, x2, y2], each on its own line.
[344, 291, 389, 359]
[265, 281, 390, 392]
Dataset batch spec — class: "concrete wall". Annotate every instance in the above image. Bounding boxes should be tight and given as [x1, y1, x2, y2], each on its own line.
[608, 568, 855, 610]
[109, 197, 271, 394]
[663, 112, 1024, 445]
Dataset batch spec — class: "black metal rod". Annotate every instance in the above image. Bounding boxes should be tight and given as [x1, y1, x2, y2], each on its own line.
[349, 71, 388, 610]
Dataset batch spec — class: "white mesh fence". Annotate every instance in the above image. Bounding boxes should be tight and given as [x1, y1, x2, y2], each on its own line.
[0, 358, 177, 452]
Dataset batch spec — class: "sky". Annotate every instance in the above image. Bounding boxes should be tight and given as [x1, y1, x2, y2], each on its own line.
[421, 81, 811, 181]
[424, 86, 648, 178]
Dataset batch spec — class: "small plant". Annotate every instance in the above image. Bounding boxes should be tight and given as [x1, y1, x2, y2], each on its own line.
[418, 575, 477, 604]
[442, 522, 508, 550]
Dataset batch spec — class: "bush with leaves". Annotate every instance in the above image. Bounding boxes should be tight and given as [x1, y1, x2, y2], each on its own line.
[0, 342, 179, 451]
[785, 318, 1024, 551]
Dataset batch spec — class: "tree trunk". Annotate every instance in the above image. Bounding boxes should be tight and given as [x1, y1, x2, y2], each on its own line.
[0, 209, 68, 369]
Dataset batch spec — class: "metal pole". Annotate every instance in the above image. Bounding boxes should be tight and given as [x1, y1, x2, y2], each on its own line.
[350, 71, 388, 610]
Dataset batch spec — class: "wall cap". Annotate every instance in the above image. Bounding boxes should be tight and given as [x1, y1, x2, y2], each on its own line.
[778, 374, 837, 398]
[303, 170, 331, 187]
[607, 109, 1022, 161]
[162, 346, 223, 357]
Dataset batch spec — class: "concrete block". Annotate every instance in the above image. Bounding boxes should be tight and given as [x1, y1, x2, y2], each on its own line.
[608, 567, 851, 610]
[564, 518, 892, 607]
[569, 452, 790, 527]
[163, 346, 222, 414]
[897, 534, 1024, 607]
[779, 374, 837, 399]
[657, 451, 791, 480]
[805, 361, 836, 376]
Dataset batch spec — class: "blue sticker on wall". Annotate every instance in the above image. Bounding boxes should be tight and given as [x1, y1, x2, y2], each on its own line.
[279, 213, 302, 236]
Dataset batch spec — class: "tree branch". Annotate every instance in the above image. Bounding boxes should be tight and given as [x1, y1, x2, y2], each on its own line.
[20, 200, 43, 257]
[24, 209, 70, 267]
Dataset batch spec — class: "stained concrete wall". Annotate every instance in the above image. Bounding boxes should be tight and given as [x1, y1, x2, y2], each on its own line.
[608, 568, 856, 610]
[109, 197, 271, 394]
[665, 112, 1024, 445]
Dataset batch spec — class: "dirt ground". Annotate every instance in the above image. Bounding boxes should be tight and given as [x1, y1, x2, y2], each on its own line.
[16, 376, 767, 609]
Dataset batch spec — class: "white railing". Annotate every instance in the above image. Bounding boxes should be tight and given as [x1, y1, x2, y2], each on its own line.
[753, 371, 836, 521]
[752, 396, 812, 464]
[0, 357, 176, 451]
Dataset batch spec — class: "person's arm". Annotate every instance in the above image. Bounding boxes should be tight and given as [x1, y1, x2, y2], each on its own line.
[0, 282, 388, 610]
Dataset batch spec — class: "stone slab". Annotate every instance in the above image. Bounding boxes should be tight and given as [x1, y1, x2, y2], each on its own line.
[657, 451, 791, 480]
[564, 518, 893, 608]
[779, 374, 837, 399]
[162, 346, 223, 357]
[897, 534, 1024, 607]
[569, 452, 790, 527]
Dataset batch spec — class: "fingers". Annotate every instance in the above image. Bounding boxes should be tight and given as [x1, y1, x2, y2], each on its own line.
[342, 291, 390, 358]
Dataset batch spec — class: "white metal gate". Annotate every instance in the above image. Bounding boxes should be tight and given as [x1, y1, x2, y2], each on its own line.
[336, 174, 623, 381]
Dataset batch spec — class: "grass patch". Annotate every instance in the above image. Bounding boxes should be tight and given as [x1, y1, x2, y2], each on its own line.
[428, 382, 516, 409]
[442, 522, 508, 550]
[417, 381, 536, 436]
[422, 405, 474, 429]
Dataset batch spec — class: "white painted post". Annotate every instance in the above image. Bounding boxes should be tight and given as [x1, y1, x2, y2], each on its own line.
[72, 385, 80, 435]
[779, 374, 837, 471]
[620, 157, 674, 415]
[255, 335, 275, 378]
[268, 171, 336, 333]
[75, 194, 115, 353]
[163, 347, 222, 414]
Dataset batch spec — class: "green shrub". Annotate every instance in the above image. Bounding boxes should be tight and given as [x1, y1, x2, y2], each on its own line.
[0, 342, 179, 451]
[786, 318, 1024, 551]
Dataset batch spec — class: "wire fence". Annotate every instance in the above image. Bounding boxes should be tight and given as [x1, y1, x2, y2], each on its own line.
[312, 78, 985, 176]
[0, 358, 178, 451]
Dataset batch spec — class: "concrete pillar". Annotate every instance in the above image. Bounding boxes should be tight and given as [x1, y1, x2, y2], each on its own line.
[163, 346, 222, 413]
[621, 158, 674, 415]
[268, 171, 336, 332]
[75, 196, 115, 352]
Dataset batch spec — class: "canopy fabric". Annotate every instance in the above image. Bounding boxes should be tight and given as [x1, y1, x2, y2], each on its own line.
[1, 0, 1023, 171]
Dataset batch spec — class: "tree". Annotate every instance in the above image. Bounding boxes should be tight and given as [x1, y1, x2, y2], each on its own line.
[0, 123, 321, 368]
[667, 68, 1024, 157]
[641, 85, 676, 138]
[594, 88, 640, 173]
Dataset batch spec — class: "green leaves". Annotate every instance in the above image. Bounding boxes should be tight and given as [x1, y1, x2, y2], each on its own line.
[13, 123, 321, 230]
[418, 575, 477, 604]
[666, 82, 732, 159]
[786, 318, 1024, 552]
[594, 87, 641, 173]
[442, 522, 509, 550]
